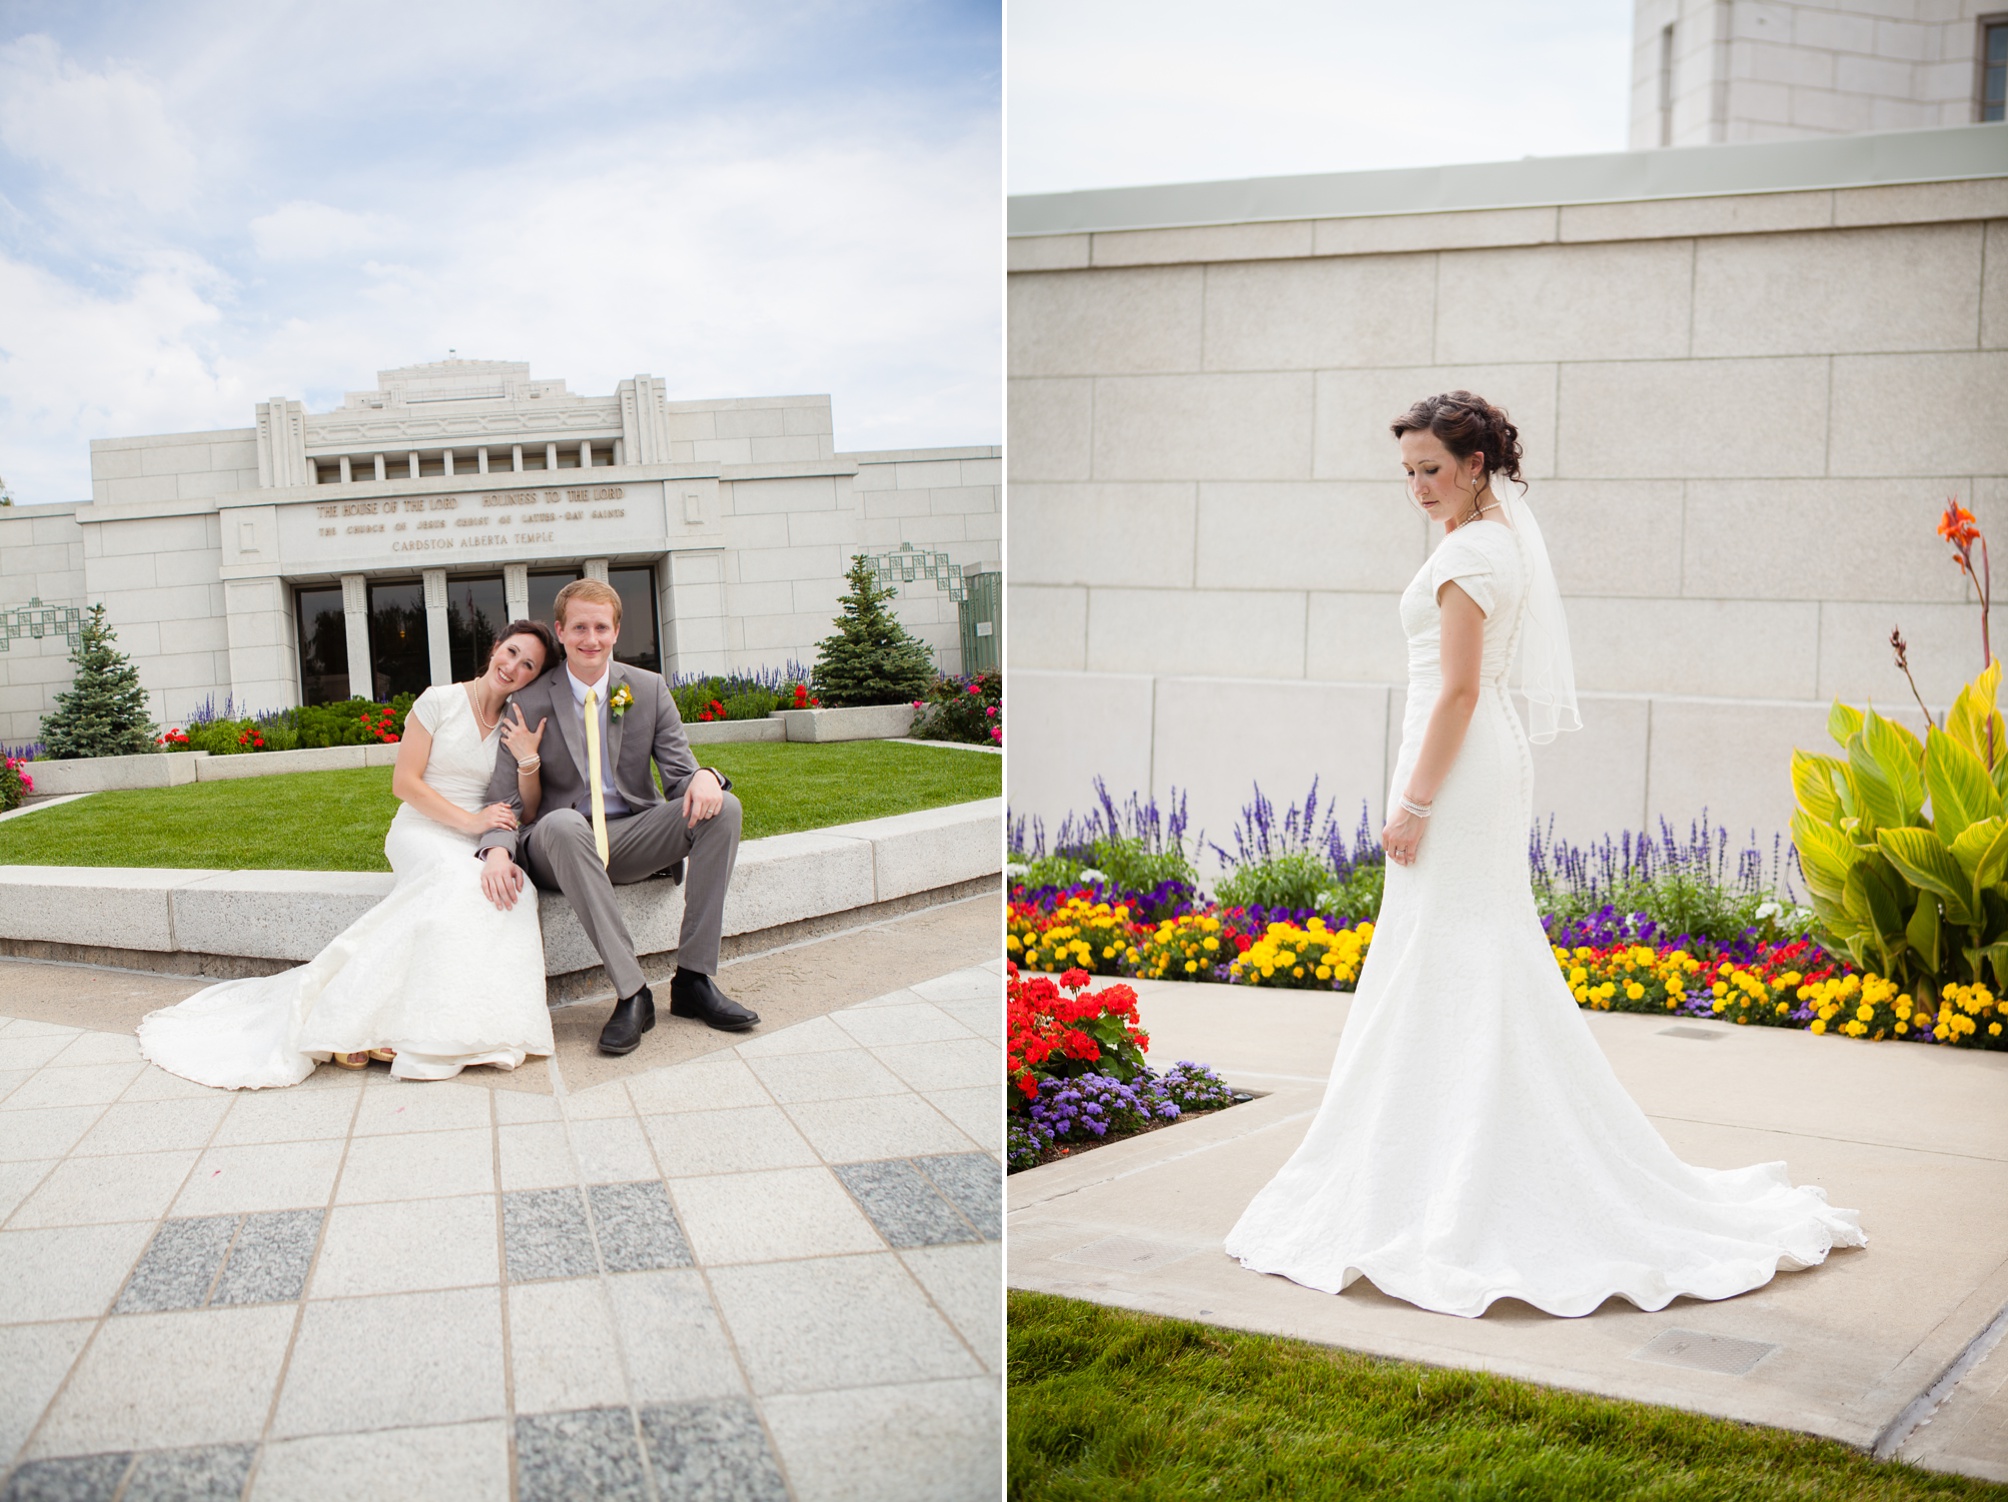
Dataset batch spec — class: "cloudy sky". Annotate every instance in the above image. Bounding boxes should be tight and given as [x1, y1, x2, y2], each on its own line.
[1010, 0, 1635, 196]
[0, 0, 1000, 505]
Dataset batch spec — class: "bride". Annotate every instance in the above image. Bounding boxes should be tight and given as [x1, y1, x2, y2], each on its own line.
[1223, 391, 1865, 1318]
[138, 621, 561, 1088]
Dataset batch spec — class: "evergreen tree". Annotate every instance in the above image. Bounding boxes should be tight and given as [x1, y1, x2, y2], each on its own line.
[41, 605, 157, 759]
[811, 555, 937, 707]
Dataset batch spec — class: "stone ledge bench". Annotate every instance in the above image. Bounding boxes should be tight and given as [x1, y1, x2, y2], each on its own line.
[0, 798, 1001, 1005]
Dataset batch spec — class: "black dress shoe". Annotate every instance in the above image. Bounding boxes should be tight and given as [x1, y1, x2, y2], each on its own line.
[598, 985, 656, 1056]
[668, 970, 760, 1031]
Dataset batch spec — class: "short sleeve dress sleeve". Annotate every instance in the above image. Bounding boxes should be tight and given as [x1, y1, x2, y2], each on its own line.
[408, 684, 454, 735]
[1426, 530, 1497, 618]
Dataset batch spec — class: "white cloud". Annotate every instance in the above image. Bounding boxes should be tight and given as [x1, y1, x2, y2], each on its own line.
[249, 200, 391, 262]
[0, 14, 1000, 504]
[0, 33, 197, 209]
[1009, 0, 1633, 194]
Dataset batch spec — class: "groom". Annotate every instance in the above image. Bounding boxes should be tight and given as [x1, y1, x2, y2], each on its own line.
[475, 578, 759, 1053]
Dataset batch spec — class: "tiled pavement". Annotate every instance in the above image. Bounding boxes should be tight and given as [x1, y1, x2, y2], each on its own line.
[0, 961, 1004, 1501]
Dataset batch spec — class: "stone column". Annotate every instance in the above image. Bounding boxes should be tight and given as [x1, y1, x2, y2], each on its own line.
[511, 445, 524, 473]
[408, 452, 420, 480]
[663, 550, 728, 676]
[478, 447, 489, 475]
[374, 454, 387, 482]
[504, 563, 530, 625]
[546, 443, 559, 472]
[443, 450, 455, 478]
[613, 439, 624, 467]
[338, 456, 352, 484]
[584, 559, 610, 584]
[580, 442, 593, 470]
[341, 574, 373, 701]
[422, 569, 452, 686]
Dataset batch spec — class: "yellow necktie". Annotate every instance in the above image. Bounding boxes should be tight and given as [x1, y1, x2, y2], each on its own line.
[584, 687, 609, 867]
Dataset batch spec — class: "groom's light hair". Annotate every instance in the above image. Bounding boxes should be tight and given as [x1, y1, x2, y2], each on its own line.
[554, 579, 623, 628]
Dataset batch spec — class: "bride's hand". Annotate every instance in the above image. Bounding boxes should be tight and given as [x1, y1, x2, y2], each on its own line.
[467, 801, 519, 837]
[501, 704, 546, 767]
[1382, 807, 1427, 867]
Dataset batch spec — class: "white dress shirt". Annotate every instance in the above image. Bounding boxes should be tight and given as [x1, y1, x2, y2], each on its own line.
[565, 665, 631, 818]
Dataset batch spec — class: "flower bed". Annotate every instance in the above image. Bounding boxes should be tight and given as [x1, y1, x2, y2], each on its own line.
[1006, 964, 1242, 1172]
[1008, 882, 2008, 1054]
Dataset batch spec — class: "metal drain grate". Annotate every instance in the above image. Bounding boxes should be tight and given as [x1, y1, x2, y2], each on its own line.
[1631, 1328, 1778, 1375]
[1658, 1026, 1730, 1041]
[1055, 1235, 1200, 1272]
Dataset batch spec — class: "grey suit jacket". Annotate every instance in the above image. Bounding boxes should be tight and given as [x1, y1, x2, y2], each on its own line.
[475, 661, 726, 873]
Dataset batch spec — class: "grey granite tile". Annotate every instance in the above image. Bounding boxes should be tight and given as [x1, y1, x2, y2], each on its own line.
[514, 1408, 647, 1502]
[588, 1182, 692, 1273]
[640, 1398, 787, 1502]
[0, 1453, 131, 1502]
[833, 1161, 973, 1248]
[210, 1209, 321, 1306]
[113, 1218, 236, 1315]
[121, 1443, 256, 1501]
[916, 1153, 1001, 1241]
[504, 1189, 598, 1282]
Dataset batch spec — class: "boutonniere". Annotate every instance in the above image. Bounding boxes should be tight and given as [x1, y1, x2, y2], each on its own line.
[609, 683, 634, 720]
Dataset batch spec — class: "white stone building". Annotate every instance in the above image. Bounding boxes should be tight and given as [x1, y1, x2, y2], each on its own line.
[1006, 120, 2008, 861]
[0, 360, 999, 746]
[1635, 0, 2008, 149]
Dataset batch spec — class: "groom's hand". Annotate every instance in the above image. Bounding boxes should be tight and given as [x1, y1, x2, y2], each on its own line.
[480, 848, 525, 910]
[682, 768, 726, 824]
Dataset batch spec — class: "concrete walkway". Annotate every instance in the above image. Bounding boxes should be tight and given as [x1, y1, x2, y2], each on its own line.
[1007, 977, 2008, 1482]
[0, 939, 1003, 1499]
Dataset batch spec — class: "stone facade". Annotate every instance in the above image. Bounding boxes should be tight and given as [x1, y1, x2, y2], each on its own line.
[1006, 125, 2008, 861]
[0, 361, 998, 746]
[1632, 0, 2002, 149]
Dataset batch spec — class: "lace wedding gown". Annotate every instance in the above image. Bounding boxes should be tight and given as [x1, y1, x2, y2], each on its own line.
[1223, 517, 1865, 1318]
[139, 684, 555, 1088]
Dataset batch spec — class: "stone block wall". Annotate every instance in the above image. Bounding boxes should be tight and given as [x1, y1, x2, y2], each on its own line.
[717, 448, 1001, 678]
[1630, 0, 1996, 149]
[1007, 173, 2008, 862]
[89, 429, 261, 507]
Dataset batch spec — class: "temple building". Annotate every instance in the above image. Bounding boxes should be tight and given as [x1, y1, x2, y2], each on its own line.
[0, 360, 999, 745]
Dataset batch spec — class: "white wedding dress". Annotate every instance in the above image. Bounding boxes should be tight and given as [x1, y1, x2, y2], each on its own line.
[1223, 514, 1866, 1317]
[138, 683, 555, 1088]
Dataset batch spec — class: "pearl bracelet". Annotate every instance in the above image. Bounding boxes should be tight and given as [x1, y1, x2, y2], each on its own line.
[1398, 795, 1433, 818]
[516, 757, 541, 774]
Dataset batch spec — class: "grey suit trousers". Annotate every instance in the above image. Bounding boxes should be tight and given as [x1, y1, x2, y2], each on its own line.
[519, 794, 742, 998]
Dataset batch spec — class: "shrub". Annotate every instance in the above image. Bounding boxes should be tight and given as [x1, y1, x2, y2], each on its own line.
[810, 555, 936, 707]
[0, 754, 31, 813]
[1215, 851, 1335, 912]
[913, 670, 1001, 746]
[39, 605, 156, 759]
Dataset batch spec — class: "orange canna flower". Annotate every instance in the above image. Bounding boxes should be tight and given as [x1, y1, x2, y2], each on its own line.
[1939, 499, 1980, 549]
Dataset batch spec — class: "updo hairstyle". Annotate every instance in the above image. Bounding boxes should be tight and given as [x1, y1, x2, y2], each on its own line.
[1389, 390, 1525, 492]
[490, 618, 560, 678]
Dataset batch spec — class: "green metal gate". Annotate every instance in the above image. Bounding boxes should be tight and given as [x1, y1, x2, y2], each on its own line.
[958, 569, 1000, 675]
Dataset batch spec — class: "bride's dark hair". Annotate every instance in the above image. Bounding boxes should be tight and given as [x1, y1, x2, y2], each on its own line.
[1390, 391, 1525, 491]
[491, 619, 559, 677]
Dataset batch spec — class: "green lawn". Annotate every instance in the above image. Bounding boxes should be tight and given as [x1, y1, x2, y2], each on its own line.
[1010, 1293, 2003, 1502]
[0, 740, 999, 873]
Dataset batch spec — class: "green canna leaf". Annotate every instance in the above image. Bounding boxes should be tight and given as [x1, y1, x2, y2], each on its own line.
[1878, 827, 1977, 927]
[1924, 726, 2003, 846]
